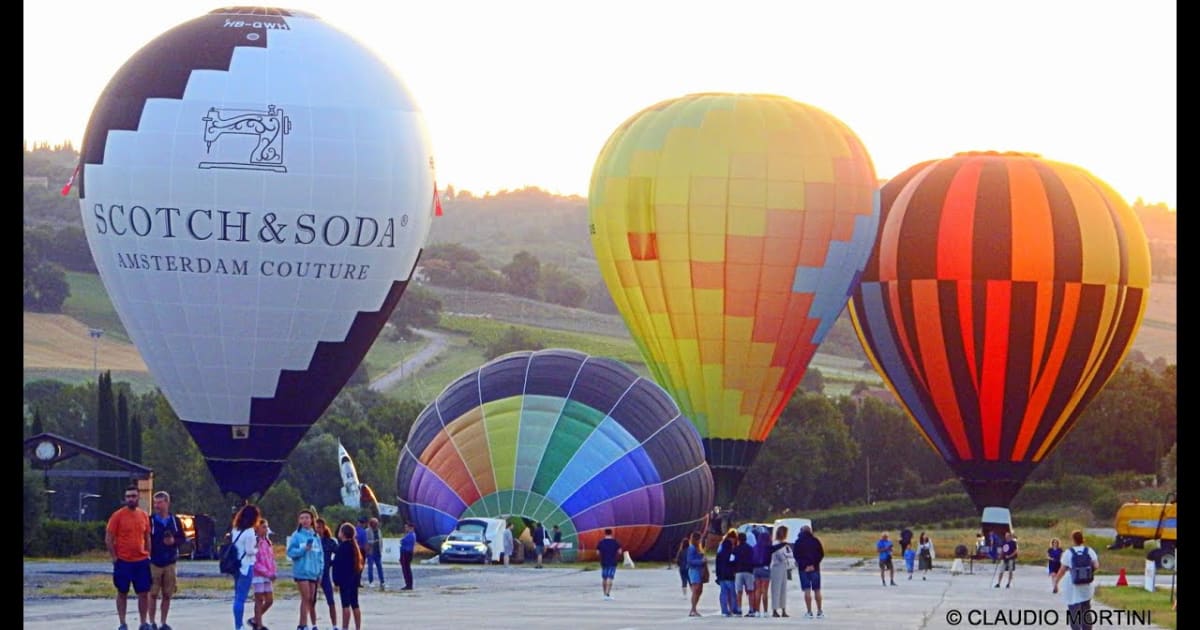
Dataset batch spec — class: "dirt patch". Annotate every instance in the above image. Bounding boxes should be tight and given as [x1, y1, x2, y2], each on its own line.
[23, 313, 147, 372]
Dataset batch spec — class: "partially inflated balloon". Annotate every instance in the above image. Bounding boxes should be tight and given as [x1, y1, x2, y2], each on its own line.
[77, 7, 435, 499]
[849, 152, 1151, 509]
[395, 349, 714, 560]
[588, 93, 879, 504]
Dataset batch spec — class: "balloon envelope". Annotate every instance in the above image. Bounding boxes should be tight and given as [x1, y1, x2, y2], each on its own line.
[395, 348, 714, 561]
[77, 7, 435, 499]
[849, 152, 1151, 509]
[587, 93, 879, 504]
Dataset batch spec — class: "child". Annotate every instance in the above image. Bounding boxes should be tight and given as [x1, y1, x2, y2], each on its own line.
[903, 546, 917, 580]
[333, 522, 365, 630]
[250, 518, 277, 630]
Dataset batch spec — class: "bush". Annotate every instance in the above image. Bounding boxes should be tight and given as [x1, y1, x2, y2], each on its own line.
[1091, 491, 1122, 521]
[25, 519, 107, 557]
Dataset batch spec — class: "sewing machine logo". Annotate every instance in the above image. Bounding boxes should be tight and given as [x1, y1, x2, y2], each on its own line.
[200, 105, 291, 172]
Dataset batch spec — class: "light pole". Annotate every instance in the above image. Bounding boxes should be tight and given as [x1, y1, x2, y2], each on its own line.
[79, 492, 101, 522]
[88, 328, 104, 373]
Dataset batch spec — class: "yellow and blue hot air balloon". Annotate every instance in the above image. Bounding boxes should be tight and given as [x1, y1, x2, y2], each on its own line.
[588, 93, 880, 504]
[849, 151, 1152, 510]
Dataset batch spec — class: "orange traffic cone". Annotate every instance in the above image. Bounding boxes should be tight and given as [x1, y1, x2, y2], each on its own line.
[1116, 568, 1129, 587]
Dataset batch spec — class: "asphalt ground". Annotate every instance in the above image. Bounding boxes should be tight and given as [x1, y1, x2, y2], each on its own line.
[23, 557, 1169, 629]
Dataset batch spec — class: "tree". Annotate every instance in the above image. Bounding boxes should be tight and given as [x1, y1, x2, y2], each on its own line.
[733, 392, 858, 517]
[799, 368, 825, 394]
[23, 462, 48, 555]
[116, 391, 130, 460]
[96, 372, 119, 508]
[539, 264, 587, 307]
[139, 393, 226, 517]
[257, 479, 305, 528]
[483, 326, 545, 360]
[501, 251, 541, 299]
[280, 432, 343, 509]
[388, 284, 443, 338]
[1160, 441, 1176, 490]
[23, 259, 69, 312]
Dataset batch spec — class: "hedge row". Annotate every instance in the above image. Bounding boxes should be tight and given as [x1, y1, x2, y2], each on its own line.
[25, 520, 107, 558]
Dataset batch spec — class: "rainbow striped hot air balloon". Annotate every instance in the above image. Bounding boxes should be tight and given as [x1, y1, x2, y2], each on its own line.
[849, 151, 1151, 510]
[588, 93, 880, 504]
[395, 349, 714, 561]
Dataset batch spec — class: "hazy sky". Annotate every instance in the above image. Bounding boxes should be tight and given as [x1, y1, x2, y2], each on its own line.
[25, 0, 1177, 207]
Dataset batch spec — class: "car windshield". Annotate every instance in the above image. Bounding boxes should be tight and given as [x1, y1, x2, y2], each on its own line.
[448, 532, 483, 542]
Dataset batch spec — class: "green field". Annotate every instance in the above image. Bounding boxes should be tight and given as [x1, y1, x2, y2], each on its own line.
[381, 333, 488, 404]
[1094, 584, 1177, 629]
[61, 271, 131, 343]
[438, 314, 648, 368]
[361, 332, 429, 382]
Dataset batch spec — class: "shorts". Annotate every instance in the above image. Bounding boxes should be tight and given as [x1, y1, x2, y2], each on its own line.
[798, 569, 821, 591]
[752, 566, 771, 580]
[149, 563, 177, 598]
[687, 568, 703, 585]
[338, 582, 360, 609]
[601, 565, 616, 580]
[879, 558, 894, 570]
[1003, 558, 1017, 571]
[735, 572, 755, 592]
[252, 577, 274, 594]
[1048, 562, 1061, 575]
[113, 559, 152, 594]
[535, 545, 545, 555]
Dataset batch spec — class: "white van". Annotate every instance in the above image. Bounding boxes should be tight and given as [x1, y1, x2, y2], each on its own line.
[773, 518, 814, 542]
[438, 517, 507, 564]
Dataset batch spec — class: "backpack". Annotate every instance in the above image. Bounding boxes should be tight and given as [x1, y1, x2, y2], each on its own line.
[1069, 547, 1094, 585]
[220, 530, 246, 576]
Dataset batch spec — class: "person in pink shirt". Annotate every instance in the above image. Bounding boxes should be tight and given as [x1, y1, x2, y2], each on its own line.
[250, 518, 277, 630]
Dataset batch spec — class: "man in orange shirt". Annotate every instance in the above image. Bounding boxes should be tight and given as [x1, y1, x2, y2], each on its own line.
[106, 485, 152, 630]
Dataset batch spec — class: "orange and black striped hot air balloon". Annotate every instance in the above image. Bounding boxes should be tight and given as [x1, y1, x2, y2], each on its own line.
[849, 151, 1151, 510]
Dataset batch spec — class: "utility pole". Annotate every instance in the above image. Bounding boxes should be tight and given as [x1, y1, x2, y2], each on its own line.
[88, 328, 104, 373]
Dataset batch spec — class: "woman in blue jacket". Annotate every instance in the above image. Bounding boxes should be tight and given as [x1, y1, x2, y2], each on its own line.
[286, 509, 324, 630]
[686, 531, 707, 617]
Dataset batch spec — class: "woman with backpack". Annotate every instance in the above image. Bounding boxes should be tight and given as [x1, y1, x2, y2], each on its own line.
[229, 504, 261, 630]
[333, 522, 366, 630]
[768, 525, 792, 618]
[286, 509, 324, 630]
[250, 517, 277, 630]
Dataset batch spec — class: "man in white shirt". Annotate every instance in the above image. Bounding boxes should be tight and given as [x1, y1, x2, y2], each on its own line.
[1053, 530, 1100, 630]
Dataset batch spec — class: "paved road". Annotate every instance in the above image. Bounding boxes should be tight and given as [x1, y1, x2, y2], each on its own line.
[368, 328, 449, 392]
[23, 557, 1169, 629]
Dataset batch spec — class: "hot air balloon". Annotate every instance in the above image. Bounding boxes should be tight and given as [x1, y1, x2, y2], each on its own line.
[588, 93, 880, 504]
[76, 7, 435, 499]
[395, 348, 714, 561]
[849, 151, 1151, 511]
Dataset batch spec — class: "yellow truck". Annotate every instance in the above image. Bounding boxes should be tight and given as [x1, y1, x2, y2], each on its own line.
[1108, 492, 1176, 570]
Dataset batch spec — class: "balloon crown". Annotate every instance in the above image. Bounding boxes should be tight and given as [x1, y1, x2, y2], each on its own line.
[953, 150, 1042, 158]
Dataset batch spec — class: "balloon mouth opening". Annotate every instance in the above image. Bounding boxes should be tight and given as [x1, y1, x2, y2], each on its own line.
[953, 150, 1042, 159]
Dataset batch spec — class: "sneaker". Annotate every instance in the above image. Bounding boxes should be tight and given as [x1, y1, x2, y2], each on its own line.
[994, 583, 1001, 588]
[118, 625, 128, 630]
[744, 612, 756, 618]
[401, 586, 413, 590]
[882, 580, 887, 586]
[139, 624, 152, 630]
[160, 625, 173, 630]
[817, 611, 825, 619]
[890, 580, 897, 586]
[805, 612, 815, 619]
[772, 611, 780, 618]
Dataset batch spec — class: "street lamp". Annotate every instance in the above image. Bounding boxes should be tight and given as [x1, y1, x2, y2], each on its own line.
[88, 328, 104, 373]
[79, 492, 101, 522]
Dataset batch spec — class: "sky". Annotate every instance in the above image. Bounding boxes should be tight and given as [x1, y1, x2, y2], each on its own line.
[24, 0, 1177, 207]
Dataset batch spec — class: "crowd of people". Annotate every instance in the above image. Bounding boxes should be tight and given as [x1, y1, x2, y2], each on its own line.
[103, 490, 1104, 630]
[103, 487, 403, 630]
